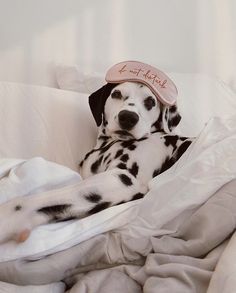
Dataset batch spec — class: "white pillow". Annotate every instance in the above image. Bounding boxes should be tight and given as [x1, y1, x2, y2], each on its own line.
[0, 82, 97, 171]
[56, 65, 105, 94]
[169, 73, 236, 136]
[56, 65, 236, 137]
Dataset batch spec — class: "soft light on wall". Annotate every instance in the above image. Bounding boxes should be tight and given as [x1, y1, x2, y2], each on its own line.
[0, 0, 235, 91]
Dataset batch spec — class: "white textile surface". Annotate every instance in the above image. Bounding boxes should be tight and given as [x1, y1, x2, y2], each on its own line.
[207, 232, 236, 293]
[0, 81, 97, 171]
[0, 115, 236, 263]
[0, 281, 65, 293]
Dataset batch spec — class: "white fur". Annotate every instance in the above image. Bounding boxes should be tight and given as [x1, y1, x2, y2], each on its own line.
[105, 82, 161, 140]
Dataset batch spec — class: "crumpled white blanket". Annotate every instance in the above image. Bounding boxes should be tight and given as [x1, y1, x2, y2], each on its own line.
[0, 281, 65, 293]
[0, 115, 236, 264]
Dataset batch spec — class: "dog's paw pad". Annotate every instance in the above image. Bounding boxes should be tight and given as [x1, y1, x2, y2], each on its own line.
[14, 229, 31, 243]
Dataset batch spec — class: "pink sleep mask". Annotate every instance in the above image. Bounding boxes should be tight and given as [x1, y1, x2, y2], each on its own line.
[105, 61, 178, 106]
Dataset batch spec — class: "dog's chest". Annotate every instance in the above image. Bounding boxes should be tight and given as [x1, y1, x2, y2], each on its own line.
[80, 133, 174, 184]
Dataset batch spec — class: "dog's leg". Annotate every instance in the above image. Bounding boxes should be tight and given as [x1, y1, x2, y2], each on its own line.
[0, 169, 147, 243]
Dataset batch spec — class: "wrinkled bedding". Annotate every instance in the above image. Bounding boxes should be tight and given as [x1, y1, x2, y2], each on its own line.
[207, 232, 236, 293]
[0, 115, 236, 292]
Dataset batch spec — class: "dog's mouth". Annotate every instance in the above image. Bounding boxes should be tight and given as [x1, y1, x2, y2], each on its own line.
[114, 130, 134, 139]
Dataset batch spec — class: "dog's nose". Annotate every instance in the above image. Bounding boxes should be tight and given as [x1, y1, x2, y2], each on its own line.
[118, 110, 139, 130]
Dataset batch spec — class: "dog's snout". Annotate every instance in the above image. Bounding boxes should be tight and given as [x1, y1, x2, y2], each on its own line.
[118, 110, 139, 130]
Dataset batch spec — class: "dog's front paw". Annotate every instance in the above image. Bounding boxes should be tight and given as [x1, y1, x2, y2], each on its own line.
[13, 229, 31, 243]
[0, 200, 47, 244]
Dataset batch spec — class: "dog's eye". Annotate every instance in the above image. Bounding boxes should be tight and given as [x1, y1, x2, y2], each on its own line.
[111, 90, 122, 99]
[144, 96, 156, 110]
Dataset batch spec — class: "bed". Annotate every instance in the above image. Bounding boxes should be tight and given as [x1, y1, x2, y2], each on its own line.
[0, 69, 236, 292]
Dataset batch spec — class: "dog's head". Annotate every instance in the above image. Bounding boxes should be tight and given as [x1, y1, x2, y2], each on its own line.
[89, 81, 181, 140]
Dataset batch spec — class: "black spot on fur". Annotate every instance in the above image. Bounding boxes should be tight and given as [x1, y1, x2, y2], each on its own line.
[15, 205, 22, 211]
[120, 154, 129, 162]
[168, 114, 181, 130]
[115, 130, 133, 137]
[174, 140, 192, 160]
[120, 138, 145, 150]
[128, 162, 139, 177]
[144, 96, 156, 111]
[159, 156, 175, 174]
[82, 149, 96, 163]
[131, 193, 144, 201]
[153, 141, 191, 177]
[152, 169, 160, 178]
[88, 201, 111, 215]
[128, 103, 135, 106]
[85, 193, 102, 203]
[180, 136, 189, 141]
[153, 156, 175, 177]
[116, 200, 126, 205]
[165, 110, 168, 120]
[100, 141, 108, 149]
[163, 135, 179, 147]
[152, 112, 163, 132]
[117, 163, 127, 169]
[137, 136, 148, 142]
[38, 204, 72, 216]
[111, 90, 122, 99]
[120, 140, 137, 151]
[56, 216, 78, 222]
[169, 105, 177, 113]
[118, 174, 133, 186]
[102, 114, 108, 127]
[99, 141, 116, 155]
[99, 145, 108, 154]
[104, 154, 110, 163]
[128, 144, 136, 151]
[163, 135, 179, 152]
[98, 135, 109, 141]
[115, 149, 123, 159]
[91, 156, 103, 173]
[85, 151, 94, 159]
[121, 140, 134, 148]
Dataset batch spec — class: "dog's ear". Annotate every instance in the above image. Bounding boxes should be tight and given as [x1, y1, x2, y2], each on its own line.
[154, 104, 181, 133]
[162, 105, 181, 132]
[88, 83, 117, 126]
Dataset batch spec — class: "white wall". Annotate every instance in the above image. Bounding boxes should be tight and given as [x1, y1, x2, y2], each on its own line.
[0, 0, 235, 90]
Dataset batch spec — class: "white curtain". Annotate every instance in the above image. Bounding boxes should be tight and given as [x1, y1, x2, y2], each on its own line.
[196, 0, 236, 91]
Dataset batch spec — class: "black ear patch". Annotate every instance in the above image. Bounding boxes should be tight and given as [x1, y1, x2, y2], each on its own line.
[167, 105, 181, 131]
[88, 83, 117, 126]
[152, 104, 181, 133]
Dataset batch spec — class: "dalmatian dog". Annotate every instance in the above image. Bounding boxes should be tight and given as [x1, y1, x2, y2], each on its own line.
[0, 65, 193, 244]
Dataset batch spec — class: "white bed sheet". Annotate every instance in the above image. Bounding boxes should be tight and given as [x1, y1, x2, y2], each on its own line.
[0, 281, 65, 293]
[207, 233, 236, 293]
